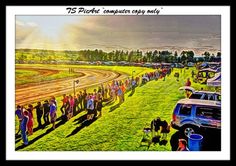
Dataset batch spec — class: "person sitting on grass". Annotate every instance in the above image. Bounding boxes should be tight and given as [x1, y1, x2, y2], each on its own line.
[151, 117, 162, 138]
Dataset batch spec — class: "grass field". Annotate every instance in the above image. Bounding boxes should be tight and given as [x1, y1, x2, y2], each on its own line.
[15, 68, 80, 85]
[15, 67, 212, 151]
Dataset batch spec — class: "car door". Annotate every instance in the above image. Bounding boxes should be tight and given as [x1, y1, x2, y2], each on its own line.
[195, 106, 221, 129]
[177, 104, 192, 125]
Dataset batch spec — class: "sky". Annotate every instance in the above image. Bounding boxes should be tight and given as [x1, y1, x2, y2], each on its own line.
[16, 15, 221, 54]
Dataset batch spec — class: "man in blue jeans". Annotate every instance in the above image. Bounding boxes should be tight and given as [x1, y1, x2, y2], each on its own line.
[21, 110, 29, 145]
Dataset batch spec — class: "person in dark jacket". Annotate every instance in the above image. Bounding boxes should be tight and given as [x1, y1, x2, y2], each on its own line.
[34, 102, 43, 128]
[43, 100, 50, 125]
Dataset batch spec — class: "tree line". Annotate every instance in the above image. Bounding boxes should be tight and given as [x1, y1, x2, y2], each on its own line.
[15, 49, 221, 64]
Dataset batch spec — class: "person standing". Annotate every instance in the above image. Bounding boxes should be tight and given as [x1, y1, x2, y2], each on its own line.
[117, 86, 123, 104]
[21, 110, 29, 145]
[96, 93, 103, 118]
[43, 100, 50, 125]
[27, 105, 34, 135]
[67, 95, 74, 120]
[191, 70, 194, 78]
[82, 89, 87, 110]
[185, 78, 192, 98]
[60, 94, 67, 116]
[185, 78, 191, 86]
[120, 83, 126, 102]
[49, 100, 57, 129]
[73, 95, 78, 116]
[78, 91, 83, 111]
[34, 102, 43, 128]
[87, 95, 94, 120]
[15, 105, 23, 135]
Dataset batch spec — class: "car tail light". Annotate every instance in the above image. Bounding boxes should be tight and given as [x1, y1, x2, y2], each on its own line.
[172, 114, 176, 121]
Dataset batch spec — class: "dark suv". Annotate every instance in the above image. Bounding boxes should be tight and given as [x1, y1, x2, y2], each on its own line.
[171, 99, 221, 136]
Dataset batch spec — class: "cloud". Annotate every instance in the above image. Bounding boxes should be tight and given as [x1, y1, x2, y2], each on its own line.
[26, 22, 38, 27]
[16, 16, 221, 54]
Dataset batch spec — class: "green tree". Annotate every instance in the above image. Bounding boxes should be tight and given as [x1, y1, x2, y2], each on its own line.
[186, 51, 194, 62]
[18, 53, 27, 64]
[174, 51, 178, 63]
[202, 51, 210, 62]
[180, 51, 187, 64]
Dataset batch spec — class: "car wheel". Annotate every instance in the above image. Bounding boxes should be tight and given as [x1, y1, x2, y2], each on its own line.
[182, 125, 198, 137]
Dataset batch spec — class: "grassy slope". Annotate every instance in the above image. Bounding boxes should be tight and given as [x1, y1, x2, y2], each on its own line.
[16, 67, 211, 151]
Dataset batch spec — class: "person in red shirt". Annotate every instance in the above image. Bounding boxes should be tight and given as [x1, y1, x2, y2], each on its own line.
[27, 105, 34, 135]
[185, 78, 192, 98]
[185, 78, 191, 86]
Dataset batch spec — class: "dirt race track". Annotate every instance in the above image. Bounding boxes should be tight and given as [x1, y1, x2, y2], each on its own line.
[16, 67, 128, 105]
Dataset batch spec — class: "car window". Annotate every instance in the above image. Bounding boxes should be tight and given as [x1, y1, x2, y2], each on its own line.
[208, 94, 214, 100]
[189, 93, 202, 99]
[203, 94, 208, 100]
[196, 106, 221, 120]
[179, 105, 192, 116]
[202, 72, 207, 78]
[208, 72, 215, 78]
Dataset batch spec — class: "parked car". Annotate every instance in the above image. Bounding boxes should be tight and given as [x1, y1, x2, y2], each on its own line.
[179, 86, 221, 101]
[194, 68, 217, 84]
[189, 91, 221, 101]
[171, 99, 221, 136]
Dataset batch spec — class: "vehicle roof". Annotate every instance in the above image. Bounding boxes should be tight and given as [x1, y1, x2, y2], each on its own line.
[177, 99, 221, 107]
[199, 68, 216, 72]
[194, 91, 221, 95]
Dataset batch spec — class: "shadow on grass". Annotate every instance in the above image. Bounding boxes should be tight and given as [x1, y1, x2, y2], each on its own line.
[73, 114, 88, 124]
[103, 98, 116, 106]
[66, 118, 97, 138]
[109, 103, 121, 112]
[15, 117, 68, 151]
[15, 114, 66, 140]
[128, 88, 136, 97]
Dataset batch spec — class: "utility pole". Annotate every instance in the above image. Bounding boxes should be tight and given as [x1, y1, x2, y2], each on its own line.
[73, 80, 79, 96]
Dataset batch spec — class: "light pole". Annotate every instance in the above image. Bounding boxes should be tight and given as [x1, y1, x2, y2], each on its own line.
[73, 79, 79, 96]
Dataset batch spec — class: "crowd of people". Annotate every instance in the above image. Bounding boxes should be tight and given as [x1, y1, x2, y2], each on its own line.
[15, 67, 173, 145]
